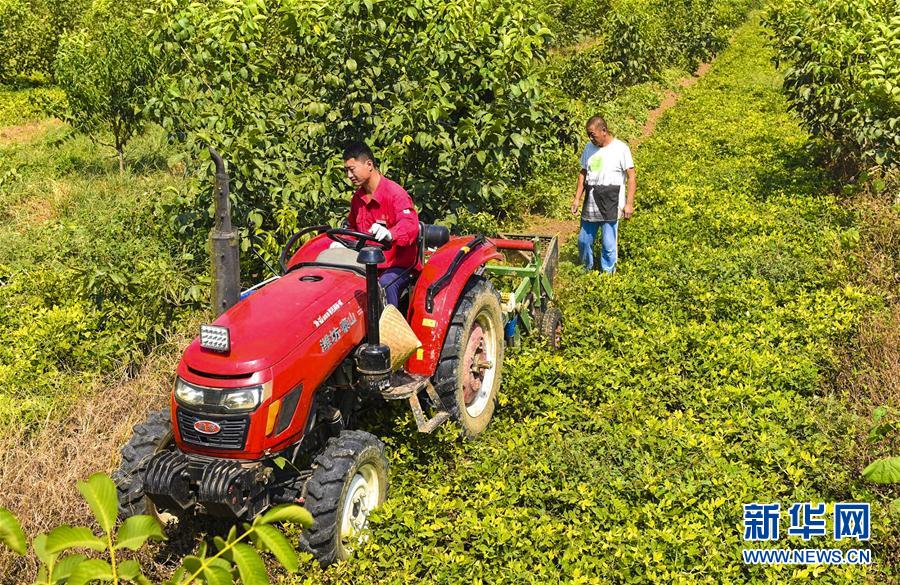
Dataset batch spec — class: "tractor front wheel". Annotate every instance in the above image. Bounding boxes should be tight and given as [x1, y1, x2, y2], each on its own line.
[300, 430, 389, 566]
[112, 409, 174, 520]
[434, 276, 505, 439]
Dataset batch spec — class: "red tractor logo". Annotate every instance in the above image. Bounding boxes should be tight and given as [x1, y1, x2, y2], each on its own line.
[193, 420, 221, 435]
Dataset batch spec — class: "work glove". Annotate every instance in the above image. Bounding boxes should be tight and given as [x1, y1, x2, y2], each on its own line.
[369, 223, 392, 242]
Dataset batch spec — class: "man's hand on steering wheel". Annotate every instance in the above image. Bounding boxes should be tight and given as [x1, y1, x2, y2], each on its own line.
[369, 223, 392, 243]
[326, 228, 392, 251]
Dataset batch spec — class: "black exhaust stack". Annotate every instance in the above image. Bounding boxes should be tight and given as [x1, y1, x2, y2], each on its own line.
[355, 247, 391, 392]
[208, 148, 240, 315]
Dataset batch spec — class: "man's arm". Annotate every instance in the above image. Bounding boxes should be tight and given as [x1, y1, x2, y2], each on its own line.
[387, 193, 420, 246]
[623, 167, 636, 219]
[571, 169, 587, 216]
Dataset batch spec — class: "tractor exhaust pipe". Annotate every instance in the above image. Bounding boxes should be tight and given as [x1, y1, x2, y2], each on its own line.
[355, 247, 391, 393]
[208, 148, 240, 316]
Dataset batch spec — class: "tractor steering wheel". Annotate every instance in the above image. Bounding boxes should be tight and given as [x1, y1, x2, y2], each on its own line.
[326, 228, 392, 251]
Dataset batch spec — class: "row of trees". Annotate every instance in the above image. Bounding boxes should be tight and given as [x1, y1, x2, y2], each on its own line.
[0, 0, 89, 81]
[765, 0, 899, 175]
[3, 0, 758, 270]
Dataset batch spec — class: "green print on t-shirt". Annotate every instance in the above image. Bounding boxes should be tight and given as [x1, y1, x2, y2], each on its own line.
[589, 154, 604, 172]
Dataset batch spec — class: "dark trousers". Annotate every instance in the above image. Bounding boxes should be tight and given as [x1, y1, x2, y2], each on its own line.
[379, 267, 412, 308]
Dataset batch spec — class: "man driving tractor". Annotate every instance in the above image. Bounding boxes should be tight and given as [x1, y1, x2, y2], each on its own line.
[342, 141, 420, 307]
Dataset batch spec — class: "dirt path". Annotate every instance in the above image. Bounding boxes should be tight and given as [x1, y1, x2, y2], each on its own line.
[0, 118, 61, 146]
[631, 62, 711, 148]
[520, 62, 714, 244]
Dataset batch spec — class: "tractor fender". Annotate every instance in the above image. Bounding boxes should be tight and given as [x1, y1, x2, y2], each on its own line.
[405, 237, 501, 376]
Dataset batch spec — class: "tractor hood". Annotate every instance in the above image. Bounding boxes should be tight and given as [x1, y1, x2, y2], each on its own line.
[181, 267, 366, 377]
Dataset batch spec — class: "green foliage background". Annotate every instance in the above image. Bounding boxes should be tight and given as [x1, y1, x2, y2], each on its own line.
[0, 126, 199, 431]
[0, 0, 90, 82]
[144, 0, 565, 265]
[53, 1, 155, 170]
[144, 0, 756, 273]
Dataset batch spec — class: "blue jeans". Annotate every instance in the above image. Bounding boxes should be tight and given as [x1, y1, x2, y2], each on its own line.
[578, 220, 618, 272]
[379, 267, 412, 307]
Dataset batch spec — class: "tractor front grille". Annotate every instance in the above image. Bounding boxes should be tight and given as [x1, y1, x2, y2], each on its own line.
[177, 409, 249, 450]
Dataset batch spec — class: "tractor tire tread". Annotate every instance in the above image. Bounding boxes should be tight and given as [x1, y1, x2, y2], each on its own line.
[112, 409, 172, 519]
[299, 430, 388, 566]
[539, 305, 563, 351]
[432, 276, 504, 439]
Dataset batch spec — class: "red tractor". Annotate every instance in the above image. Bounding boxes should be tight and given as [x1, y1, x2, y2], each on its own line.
[114, 152, 560, 565]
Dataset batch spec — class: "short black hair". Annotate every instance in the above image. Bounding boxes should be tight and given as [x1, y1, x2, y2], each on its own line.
[586, 115, 608, 132]
[343, 141, 375, 164]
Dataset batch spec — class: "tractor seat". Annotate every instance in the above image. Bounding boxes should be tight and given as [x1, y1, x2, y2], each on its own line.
[420, 223, 450, 249]
[314, 224, 448, 269]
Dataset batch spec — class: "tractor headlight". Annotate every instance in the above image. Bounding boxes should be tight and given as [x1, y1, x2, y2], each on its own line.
[174, 378, 265, 412]
[222, 387, 261, 412]
[174, 378, 205, 407]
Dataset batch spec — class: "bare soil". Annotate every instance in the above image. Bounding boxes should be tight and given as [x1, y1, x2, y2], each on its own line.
[518, 214, 581, 246]
[0, 118, 61, 146]
[631, 63, 711, 149]
[9, 180, 71, 226]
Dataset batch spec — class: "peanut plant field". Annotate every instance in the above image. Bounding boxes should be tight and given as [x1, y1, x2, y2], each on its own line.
[0, 0, 898, 583]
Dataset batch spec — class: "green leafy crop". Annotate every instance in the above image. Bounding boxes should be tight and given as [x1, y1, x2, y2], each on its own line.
[308, 19, 895, 583]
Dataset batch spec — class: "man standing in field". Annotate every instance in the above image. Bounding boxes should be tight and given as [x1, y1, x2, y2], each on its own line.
[570, 116, 636, 273]
[343, 141, 421, 307]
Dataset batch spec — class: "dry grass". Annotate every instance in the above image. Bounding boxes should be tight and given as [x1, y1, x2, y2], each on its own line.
[842, 185, 899, 408]
[837, 305, 900, 570]
[833, 183, 900, 570]
[8, 180, 72, 226]
[836, 182, 899, 411]
[841, 306, 900, 412]
[854, 190, 900, 304]
[0, 334, 186, 584]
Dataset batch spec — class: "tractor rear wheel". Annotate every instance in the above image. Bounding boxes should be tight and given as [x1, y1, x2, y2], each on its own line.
[300, 430, 389, 566]
[113, 409, 174, 520]
[434, 276, 505, 439]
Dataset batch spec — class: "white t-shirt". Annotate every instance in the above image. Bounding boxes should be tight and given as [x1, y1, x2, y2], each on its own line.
[580, 138, 634, 219]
